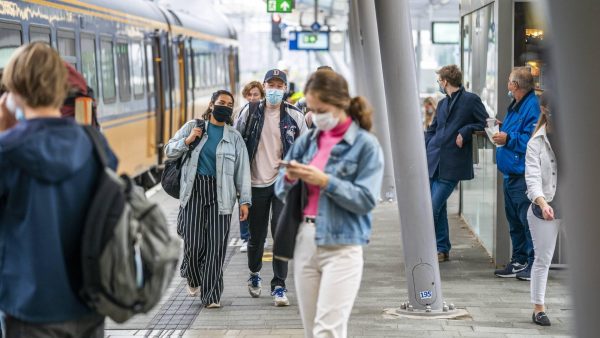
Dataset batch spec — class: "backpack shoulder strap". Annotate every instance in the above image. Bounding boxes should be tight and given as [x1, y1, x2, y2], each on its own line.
[195, 118, 206, 133]
[83, 125, 108, 168]
[243, 102, 261, 138]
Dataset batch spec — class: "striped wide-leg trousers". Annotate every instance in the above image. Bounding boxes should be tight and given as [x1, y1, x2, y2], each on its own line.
[177, 174, 231, 305]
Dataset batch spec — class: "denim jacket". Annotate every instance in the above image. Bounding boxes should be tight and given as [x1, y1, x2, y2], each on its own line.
[164, 120, 252, 214]
[275, 122, 384, 246]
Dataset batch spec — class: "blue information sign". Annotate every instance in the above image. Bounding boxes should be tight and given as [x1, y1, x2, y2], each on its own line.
[288, 31, 329, 51]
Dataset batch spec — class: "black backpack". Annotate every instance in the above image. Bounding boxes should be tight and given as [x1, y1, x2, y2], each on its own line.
[161, 119, 205, 199]
[80, 127, 181, 323]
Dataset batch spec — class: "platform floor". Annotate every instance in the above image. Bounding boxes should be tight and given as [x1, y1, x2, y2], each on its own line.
[105, 190, 573, 337]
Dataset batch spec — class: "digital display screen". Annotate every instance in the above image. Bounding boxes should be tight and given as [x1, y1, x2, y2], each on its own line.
[289, 31, 329, 51]
[432, 22, 460, 44]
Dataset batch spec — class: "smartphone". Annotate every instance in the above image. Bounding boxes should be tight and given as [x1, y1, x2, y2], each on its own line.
[279, 160, 291, 168]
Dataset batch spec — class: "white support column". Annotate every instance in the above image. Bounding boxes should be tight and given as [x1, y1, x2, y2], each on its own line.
[355, 0, 396, 201]
[374, 0, 444, 311]
[543, 1, 600, 337]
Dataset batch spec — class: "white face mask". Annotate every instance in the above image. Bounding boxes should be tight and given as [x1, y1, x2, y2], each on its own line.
[312, 112, 339, 131]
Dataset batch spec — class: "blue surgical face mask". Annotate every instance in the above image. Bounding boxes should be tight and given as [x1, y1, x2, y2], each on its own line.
[438, 82, 446, 95]
[508, 90, 514, 100]
[266, 88, 284, 105]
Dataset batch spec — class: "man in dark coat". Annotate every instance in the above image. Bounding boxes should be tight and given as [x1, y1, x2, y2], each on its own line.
[426, 65, 488, 262]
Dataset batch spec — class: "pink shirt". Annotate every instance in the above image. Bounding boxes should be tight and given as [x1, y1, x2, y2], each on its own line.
[303, 117, 353, 217]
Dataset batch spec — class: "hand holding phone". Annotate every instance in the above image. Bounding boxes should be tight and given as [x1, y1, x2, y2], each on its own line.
[279, 160, 291, 168]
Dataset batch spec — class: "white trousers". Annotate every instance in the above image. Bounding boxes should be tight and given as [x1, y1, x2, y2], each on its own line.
[293, 223, 363, 338]
[527, 206, 563, 305]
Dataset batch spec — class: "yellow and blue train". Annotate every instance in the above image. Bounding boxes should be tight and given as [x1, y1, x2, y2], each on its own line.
[0, 0, 239, 186]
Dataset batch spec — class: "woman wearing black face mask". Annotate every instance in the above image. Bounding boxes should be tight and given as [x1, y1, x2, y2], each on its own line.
[165, 90, 252, 308]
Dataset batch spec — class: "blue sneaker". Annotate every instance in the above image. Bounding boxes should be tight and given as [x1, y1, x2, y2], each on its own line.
[516, 263, 532, 281]
[271, 286, 290, 307]
[247, 272, 261, 298]
[494, 262, 527, 278]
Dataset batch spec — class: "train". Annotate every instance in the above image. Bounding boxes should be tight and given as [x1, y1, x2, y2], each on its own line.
[0, 0, 240, 187]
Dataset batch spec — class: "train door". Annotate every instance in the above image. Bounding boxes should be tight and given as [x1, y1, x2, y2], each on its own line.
[170, 37, 186, 131]
[147, 32, 168, 163]
[185, 39, 196, 120]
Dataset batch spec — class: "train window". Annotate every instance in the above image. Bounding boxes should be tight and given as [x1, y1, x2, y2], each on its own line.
[145, 43, 154, 95]
[188, 48, 195, 91]
[116, 42, 131, 101]
[211, 53, 218, 87]
[100, 39, 116, 103]
[80, 34, 98, 96]
[194, 52, 202, 89]
[0, 23, 22, 69]
[57, 30, 76, 66]
[131, 42, 145, 98]
[29, 26, 50, 44]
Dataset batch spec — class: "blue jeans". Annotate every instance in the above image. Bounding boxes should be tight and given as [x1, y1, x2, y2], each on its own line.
[504, 176, 534, 265]
[430, 178, 459, 254]
[240, 219, 250, 241]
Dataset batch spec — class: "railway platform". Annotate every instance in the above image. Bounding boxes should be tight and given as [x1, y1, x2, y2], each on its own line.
[105, 189, 572, 338]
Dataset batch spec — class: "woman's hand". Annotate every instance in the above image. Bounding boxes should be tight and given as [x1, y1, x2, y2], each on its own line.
[185, 127, 203, 146]
[542, 205, 555, 221]
[285, 161, 329, 188]
[239, 204, 249, 221]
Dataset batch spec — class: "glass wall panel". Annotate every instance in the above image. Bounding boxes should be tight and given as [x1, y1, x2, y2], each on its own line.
[460, 3, 497, 254]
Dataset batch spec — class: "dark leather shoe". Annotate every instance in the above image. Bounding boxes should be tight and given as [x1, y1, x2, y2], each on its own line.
[437, 252, 449, 262]
[532, 311, 551, 326]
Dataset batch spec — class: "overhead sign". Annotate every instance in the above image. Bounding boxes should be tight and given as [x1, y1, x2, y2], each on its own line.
[432, 21, 459, 44]
[289, 31, 329, 51]
[267, 0, 293, 13]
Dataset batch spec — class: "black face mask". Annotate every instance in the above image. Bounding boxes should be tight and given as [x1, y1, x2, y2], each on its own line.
[212, 105, 233, 122]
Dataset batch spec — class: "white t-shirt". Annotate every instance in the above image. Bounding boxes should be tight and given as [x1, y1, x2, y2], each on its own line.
[251, 106, 283, 187]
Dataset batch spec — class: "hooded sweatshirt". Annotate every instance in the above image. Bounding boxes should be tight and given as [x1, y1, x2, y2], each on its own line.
[0, 118, 117, 323]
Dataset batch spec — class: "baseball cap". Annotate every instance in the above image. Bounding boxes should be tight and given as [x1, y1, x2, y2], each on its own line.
[264, 69, 287, 85]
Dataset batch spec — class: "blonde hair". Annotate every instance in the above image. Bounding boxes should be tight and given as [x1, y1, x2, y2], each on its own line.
[2, 42, 68, 108]
[242, 81, 265, 99]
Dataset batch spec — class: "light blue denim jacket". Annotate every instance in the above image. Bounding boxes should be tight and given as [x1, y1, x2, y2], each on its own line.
[165, 120, 252, 214]
[275, 122, 384, 245]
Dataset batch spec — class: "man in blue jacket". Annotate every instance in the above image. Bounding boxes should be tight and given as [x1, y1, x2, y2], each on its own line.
[0, 43, 117, 337]
[426, 65, 488, 262]
[493, 67, 541, 280]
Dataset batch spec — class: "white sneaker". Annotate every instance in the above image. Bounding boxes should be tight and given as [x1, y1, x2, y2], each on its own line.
[187, 284, 199, 297]
[240, 240, 248, 253]
[271, 286, 290, 307]
[205, 302, 221, 309]
[247, 272, 262, 298]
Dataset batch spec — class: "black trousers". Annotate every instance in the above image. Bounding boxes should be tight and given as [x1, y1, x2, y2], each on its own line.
[178, 175, 232, 304]
[2, 313, 104, 338]
[247, 184, 287, 291]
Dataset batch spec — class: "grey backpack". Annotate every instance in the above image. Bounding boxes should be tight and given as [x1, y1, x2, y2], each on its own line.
[79, 127, 181, 323]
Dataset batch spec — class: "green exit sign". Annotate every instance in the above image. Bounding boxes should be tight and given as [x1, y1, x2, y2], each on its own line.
[267, 0, 293, 13]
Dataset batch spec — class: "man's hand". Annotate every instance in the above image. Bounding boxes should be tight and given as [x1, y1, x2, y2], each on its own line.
[492, 132, 508, 146]
[456, 133, 464, 148]
[239, 204, 249, 221]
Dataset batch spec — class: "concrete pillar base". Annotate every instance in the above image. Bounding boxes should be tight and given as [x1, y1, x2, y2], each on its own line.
[383, 306, 470, 320]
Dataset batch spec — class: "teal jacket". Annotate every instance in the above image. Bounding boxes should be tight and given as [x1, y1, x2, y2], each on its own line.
[164, 120, 252, 213]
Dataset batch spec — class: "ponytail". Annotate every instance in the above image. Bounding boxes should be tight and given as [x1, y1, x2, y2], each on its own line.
[347, 96, 373, 131]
